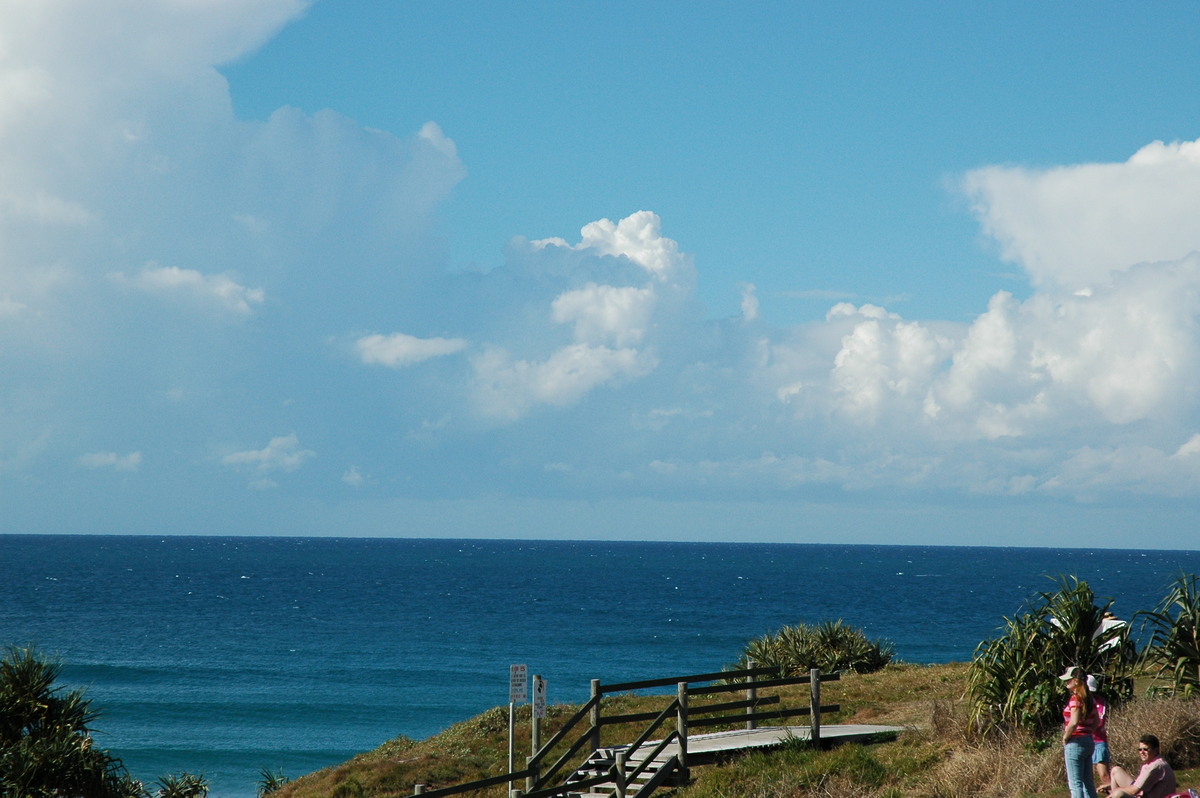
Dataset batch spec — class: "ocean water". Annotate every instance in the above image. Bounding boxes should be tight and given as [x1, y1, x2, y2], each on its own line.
[3, 535, 1199, 797]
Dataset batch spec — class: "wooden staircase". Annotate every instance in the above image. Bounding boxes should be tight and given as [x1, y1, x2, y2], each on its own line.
[562, 744, 684, 798]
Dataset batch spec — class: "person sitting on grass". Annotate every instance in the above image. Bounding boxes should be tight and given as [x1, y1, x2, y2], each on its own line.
[1103, 734, 1177, 798]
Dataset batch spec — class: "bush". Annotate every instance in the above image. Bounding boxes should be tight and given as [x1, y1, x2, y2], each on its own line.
[734, 619, 894, 676]
[1139, 573, 1200, 698]
[967, 576, 1136, 737]
[0, 645, 145, 798]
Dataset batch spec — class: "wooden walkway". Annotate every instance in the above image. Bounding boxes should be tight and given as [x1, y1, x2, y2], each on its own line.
[686, 723, 903, 756]
[617, 723, 904, 764]
[562, 724, 906, 798]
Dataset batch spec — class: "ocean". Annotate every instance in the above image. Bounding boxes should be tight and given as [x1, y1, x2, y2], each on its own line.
[3, 535, 1199, 797]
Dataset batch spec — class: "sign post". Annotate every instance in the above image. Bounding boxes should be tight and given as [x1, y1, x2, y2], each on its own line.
[533, 675, 546, 720]
[508, 664, 528, 796]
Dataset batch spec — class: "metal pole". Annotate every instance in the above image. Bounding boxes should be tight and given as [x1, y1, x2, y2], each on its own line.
[508, 701, 515, 795]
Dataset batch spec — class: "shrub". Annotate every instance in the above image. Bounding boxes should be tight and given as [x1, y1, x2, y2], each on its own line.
[1138, 572, 1200, 698]
[734, 619, 894, 676]
[0, 645, 145, 798]
[967, 576, 1135, 737]
[154, 773, 209, 798]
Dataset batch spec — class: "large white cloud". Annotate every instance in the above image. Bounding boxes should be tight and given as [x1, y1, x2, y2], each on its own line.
[0, 0, 464, 505]
[5, 0, 1200, 536]
[454, 212, 686, 421]
[963, 139, 1200, 291]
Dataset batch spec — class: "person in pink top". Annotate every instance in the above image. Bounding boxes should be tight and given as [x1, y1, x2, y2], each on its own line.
[1060, 666, 1100, 798]
[1105, 734, 1177, 798]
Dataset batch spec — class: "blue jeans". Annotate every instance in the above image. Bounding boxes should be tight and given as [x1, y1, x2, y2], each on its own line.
[1064, 736, 1098, 798]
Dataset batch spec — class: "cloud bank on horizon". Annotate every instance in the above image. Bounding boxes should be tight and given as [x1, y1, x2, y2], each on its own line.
[3, 1, 1200, 540]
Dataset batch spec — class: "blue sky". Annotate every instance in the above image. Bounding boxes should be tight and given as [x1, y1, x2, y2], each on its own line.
[3, 1, 1200, 548]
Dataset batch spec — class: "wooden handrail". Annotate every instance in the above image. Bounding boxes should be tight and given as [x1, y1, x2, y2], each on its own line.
[685, 695, 780, 715]
[414, 665, 844, 798]
[689, 672, 839, 696]
[600, 666, 776, 694]
[688, 704, 840, 728]
[626, 734, 679, 783]
[409, 767, 533, 798]
[530, 692, 599, 768]
[623, 698, 678, 755]
[535, 723, 597, 788]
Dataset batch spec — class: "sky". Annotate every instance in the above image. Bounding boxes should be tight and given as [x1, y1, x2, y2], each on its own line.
[3, 1, 1200, 548]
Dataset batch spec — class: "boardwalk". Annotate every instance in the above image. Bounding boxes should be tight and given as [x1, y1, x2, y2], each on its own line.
[562, 723, 907, 798]
[617, 723, 905, 765]
[679, 723, 904, 761]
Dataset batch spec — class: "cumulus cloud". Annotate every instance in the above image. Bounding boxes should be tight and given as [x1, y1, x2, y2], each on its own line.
[357, 332, 469, 367]
[111, 265, 265, 316]
[448, 211, 687, 421]
[551, 283, 655, 347]
[963, 138, 1200, 291]
[6, 0, 1200, 536]
[77, 451, 141, 472]
[222, 434, 314, 474]
[533, 210, 688, 280]
[471, 343, 657, 421]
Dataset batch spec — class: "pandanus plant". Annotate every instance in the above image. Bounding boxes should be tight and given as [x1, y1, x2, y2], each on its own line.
[1138, 573, 1200, 698]
[967, 576, 1135, 737]
[734, 619, 893, 676]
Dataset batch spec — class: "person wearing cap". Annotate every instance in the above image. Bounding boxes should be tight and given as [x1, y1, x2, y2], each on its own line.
[1104, 734, 1177, 798]
[1088, 674, 1111, 791]
[1060, 665, 1100, 798]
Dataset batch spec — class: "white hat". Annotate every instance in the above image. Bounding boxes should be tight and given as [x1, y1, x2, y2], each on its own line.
[1058, 666, 1085, 682]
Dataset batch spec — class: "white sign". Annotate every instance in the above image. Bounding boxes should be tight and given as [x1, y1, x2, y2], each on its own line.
[533, 676, 546, 719]
[509, 664, 528, 703]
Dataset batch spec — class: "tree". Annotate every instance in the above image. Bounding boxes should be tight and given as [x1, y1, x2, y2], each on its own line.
[967, 576, 1135, 737]
[0, 645, 144, 798]
[1139, 572, 1200, 697]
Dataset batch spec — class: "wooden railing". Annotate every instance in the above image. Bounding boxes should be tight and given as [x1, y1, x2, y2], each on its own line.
[411, 665, 840, 798]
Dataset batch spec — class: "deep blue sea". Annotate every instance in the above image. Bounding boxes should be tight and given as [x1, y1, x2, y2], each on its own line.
[3, 536, 1199, 797]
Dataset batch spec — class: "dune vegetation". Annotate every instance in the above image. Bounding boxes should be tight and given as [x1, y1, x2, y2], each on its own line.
[5, 574, 1200, 798]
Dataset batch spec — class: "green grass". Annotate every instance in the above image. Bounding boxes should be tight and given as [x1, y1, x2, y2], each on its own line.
[274, 663, 1200, 798]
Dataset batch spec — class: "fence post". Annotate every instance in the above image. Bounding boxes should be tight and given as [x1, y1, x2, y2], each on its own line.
[809, 668, 821, 746]
[413, 785, 426, 795]
[614, 749, 627, 798]
[676, 681, 689, 782]
[745, 659, 757, 730]
[589, 679, 602, 754]
[527, 674, 543, 792]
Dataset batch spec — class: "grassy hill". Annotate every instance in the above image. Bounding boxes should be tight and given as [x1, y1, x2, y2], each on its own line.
[271, 662, 1199, 798]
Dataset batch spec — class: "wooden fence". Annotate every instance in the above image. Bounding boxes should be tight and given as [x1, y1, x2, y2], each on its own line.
[411, 665, 841, 798]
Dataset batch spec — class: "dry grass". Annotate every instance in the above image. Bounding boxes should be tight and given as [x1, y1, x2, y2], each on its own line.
[274, 664, 1200, 798]
[1107, 696, 1200, 770]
